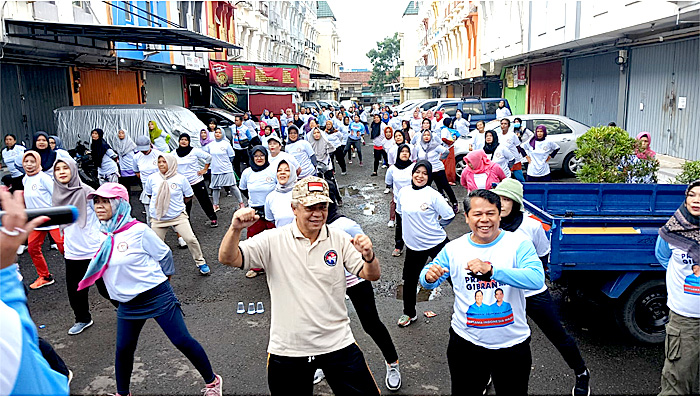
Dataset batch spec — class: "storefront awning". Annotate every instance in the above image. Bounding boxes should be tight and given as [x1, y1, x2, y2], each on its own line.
[4, 19, 242, 52]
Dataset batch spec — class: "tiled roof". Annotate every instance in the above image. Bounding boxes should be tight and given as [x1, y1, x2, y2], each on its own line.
[340, 71, 372, 85]
[317, 1, 335, 20]
[403, 1, 419, 16]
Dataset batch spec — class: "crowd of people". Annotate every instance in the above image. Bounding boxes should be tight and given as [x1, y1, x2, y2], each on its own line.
[0, 101, 697, 396]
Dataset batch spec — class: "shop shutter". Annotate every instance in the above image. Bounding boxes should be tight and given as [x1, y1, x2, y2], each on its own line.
[80, 69, 141, 105]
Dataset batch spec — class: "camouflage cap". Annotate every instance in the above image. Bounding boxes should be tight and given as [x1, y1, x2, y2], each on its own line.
[292, 176, 333, 207]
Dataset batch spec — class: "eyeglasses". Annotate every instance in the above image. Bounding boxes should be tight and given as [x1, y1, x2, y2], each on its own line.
[253, 154, 266, 159]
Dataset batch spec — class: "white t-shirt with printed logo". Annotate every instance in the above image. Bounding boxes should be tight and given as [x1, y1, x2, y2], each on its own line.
[64, 206, 105, 260]
[385, 165, 414, 204]
[176, 148, 212, 185]
[264, 190, 295, 227]
[132, 149, 162, 183]
[22, 173, 57, 231]
[396, 185, 455, 251]
[144, 173, 194, 221]
[285, 140, 316, 179]
[240, 166, 277, 208]
[203, 140, 235, 175]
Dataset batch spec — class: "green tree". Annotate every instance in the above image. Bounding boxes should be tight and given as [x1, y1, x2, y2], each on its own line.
[575, 126, 659, 183]
[366, 33, 400, 93]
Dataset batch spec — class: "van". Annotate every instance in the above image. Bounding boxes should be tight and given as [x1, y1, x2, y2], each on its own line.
[54, 104, 207, 150]
[432, 97, 510, 128]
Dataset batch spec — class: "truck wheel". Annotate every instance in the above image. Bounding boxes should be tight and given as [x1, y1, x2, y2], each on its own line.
[616, 279, 668, 344]
[455, 154, 465, 179]
[563, 152, 582, 177]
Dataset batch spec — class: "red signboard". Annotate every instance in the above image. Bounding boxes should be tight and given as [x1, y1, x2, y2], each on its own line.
[209, 61, 303, 91]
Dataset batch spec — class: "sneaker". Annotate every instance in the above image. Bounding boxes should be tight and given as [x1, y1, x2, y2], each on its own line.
[313, 368, 325, 385]
[352, 152, 356, 158]
[30, 275, 55, 290]
[246, 269, 263, 278]
[392, 248, 402, 257]
[50, 243, 58, 250]
[210, 220, 219, 228]
[349, 160, 353, 164]
[341, 171, 347, 175]
[572, 369, 590, 396]
[371, 172, 378, 176]
[213, 205, 221, 212]
[202, 374, 223, 396]
[198, 264, 211, 276]
[397, 314, 417, 327]
[227, 192, 233, 197]
[359, 162, 364, 166]
[178, 237, 188, 249]
[385, 362, 402, 391]
[452, 203, 459, 214]
[381, 164, 388, 169]
[16, 245, 26, 255]
[384, 187, 391, 194]
[387, 220, 395, 228]
[68, 320, 94, 335]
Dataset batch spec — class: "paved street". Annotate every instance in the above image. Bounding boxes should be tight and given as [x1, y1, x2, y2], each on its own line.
[19, 157, 663, 396]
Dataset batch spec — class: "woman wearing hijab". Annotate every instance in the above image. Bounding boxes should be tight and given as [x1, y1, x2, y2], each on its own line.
[286, 126, 317, 179]
[415, 125, 459, 213]
[512, 117, 533, 144]
[453, 109, 470, 141]
[176, 133, 218, 228]
[635, 132, 656, 160]
[2, 133, 26, 192]
[90, 128, 120, 185]
[264, 159, 297, 227]
[522, 124, 560, 182]
[483, 130, 514, 178]
[148, 120, 170, 153]
[655, 180, 700, 395]
[440, 117, 459, 185]
[52, 157, 114, 335]
[370, 114, 388, 176]
[309, 127, 342, 205]
[239, 146, 277, 278]
[32, 132, 57, 175]
[292, 113, 304, 129]
[22, 150, 64, 289]
[460, 149, 507, 192]
[202, 128, 244, 212]
[48, 135, 71, 160]
[79, 183, 223, 396]
[114, 128, 139, 192]
[325, 120, 347, 175]
[144, 153, 210, 276]
[385, 144, 415, 256]
[396, 160, 455, 327]
[401, 119, 414, 143]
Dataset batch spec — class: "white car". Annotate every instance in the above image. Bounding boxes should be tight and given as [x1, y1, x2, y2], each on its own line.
[454, 114, 590, 178]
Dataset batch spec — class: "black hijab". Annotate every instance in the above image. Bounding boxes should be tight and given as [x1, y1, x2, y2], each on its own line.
[395, 144, 412, 170]
[411, 160, 433, 190]
[483, 130, 499, 156]
[249, 145, 270, 172]
[176, 133, 194, 157]
[293, 115, 304, 128]
[370, 119, 382, 139]
[500, 202, 524, 232]
[32, 131, 57, 172]
[90, 128, 111, 167]
[287, 126, 300, 144]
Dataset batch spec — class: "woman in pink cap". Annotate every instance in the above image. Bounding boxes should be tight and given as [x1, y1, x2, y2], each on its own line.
[78, 182, 223, 396]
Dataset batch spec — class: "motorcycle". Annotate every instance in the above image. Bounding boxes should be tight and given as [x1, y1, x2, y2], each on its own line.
[68, 141, 100, 189]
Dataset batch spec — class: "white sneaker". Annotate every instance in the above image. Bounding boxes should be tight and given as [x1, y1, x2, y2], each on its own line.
[178, 237, 187, 248]
[387, 220, 395, 228]
[352, 152, 356, 158]
[383, 187, 390, 194]
[50, 243, 58, 250]
[385, 362, 402, 391]
[381, 164, 387, 169]
[16, 245, 26, 255]
[313, 368, 325, 385]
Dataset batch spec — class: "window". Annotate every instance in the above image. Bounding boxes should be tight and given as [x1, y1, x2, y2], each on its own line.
[461, 102, 484, 116]
[439, 104, 459, 117]
[420, 101, 438, 111]
[124, 1, 132, 22]
[531, 119, 571, 135]
[145, 1, 154, 26]
[484, 101, 500, 114]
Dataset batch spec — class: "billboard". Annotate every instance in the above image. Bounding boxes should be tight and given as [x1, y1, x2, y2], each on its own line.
[209, 61, 308, 92]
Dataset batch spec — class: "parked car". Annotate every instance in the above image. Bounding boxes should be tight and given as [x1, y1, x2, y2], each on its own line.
[430, 97, 510, 128]
[191, 106, 244, 142]
[392, 99, 422, 113]
[318, 100, 341, 109]
[398, 98, 458, 120]
[54, 104, 207, 151]
[454, 114, 590, 178]
[301, 100, 322, 112]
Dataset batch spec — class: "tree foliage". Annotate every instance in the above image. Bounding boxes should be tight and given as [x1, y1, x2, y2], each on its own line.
[674, 160, 700, 184]
[366, 33, 400, 93]
[575, 126, 659, 183]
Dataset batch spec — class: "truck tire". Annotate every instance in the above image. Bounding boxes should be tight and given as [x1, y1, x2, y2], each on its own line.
[616, 279, 668, 344]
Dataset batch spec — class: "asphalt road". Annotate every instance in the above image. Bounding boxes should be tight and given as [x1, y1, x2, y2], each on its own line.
[19, 158, 663, 396]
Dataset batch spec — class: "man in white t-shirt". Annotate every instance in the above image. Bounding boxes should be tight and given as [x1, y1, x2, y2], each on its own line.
[219, 177, 381, 395]
[420, 189, 544, 395]
[492, 179, 591, 396]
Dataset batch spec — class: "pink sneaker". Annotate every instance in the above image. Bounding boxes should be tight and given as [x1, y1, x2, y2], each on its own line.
[202, 374, 223, 396]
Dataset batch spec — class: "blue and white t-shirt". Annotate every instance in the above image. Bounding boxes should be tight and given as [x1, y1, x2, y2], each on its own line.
[2, 146, 26, 178]
[420, 231, 544, 349]
[656, 237, 700, 318]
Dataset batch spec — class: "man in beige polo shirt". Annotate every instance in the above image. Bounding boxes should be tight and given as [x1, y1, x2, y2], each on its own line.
[219, 176, 381, 395]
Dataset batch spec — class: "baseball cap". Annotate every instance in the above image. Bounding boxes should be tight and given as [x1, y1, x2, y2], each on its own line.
[491, 178, 524, 211]
[87, 182, 129, 202]
[135, 135, 151, 151]
[267, 135, 283, 145]
[292, 177, 333, 207]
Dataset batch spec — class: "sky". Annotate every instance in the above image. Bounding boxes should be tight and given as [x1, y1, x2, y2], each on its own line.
[329, 0, 406, 71]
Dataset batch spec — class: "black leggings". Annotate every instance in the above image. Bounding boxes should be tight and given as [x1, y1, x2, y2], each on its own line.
[395, 212, 404, 250]
[344, 140, 363, 162]
[323, 170, 342, 204]
[432, 170, 457, 204]
[233, 148, 249, 177]
[65, 258, 116, 323]
[330, 146, 347, 173]
[185, 180, 217, 221]
[373, 148, 387, 172]
[526, 289, 586, 374]
[1, 174, 24, 192]
[347, 280, 399, 364]
[403, 238, 449, 318]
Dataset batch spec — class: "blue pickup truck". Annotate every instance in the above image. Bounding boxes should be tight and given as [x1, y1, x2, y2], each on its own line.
[523, 183, 687, 344]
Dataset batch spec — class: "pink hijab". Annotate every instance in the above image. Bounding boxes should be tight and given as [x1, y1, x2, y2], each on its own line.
[465, 150, 493, 174]
[635, 132, 656, 160]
